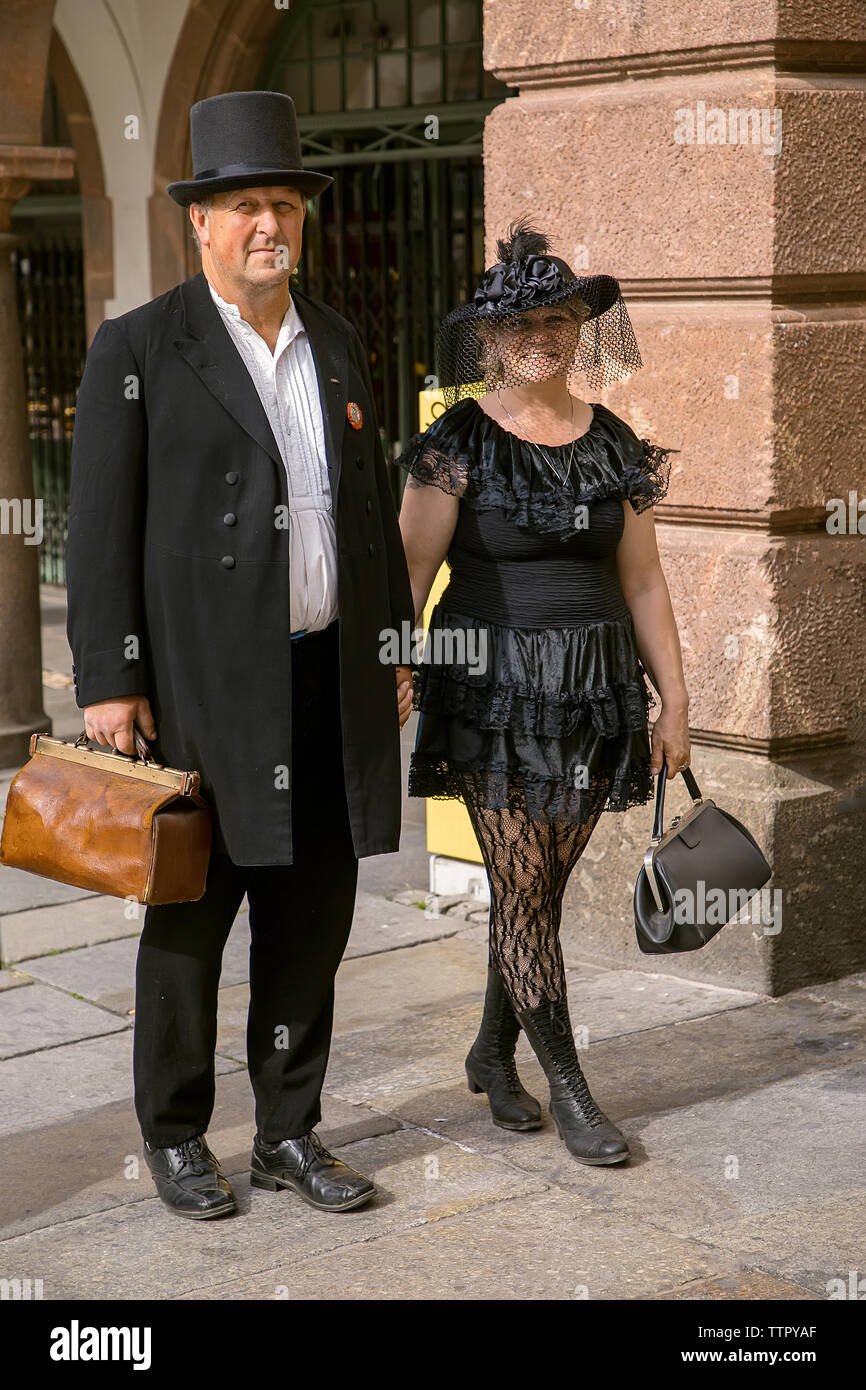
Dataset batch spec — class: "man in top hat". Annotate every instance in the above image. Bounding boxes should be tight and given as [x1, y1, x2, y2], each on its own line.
[65, 90, 416, 1219]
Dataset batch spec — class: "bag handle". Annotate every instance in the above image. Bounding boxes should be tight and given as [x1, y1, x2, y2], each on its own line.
[74, 723, 159, 766]
[651, 762, 703, 843]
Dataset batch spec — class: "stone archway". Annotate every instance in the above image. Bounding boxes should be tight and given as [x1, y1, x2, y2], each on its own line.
[47, 28, 110, 343]
[150, 0, 285, 295]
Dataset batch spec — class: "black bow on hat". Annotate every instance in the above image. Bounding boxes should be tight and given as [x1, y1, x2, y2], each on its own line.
[166, 90, 333, 206]
[473, 255, 621, 319]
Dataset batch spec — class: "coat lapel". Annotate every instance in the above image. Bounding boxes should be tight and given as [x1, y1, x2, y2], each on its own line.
[174, 271, 347, 518]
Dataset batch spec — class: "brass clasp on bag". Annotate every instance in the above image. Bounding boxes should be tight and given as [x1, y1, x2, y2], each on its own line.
[32, 731, 201, 796]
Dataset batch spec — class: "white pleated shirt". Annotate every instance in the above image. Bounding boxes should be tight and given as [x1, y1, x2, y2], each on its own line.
[208, 279, 338, 634]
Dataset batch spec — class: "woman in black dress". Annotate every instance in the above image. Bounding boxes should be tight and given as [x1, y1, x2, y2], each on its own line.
[393, 220, 691, 1165]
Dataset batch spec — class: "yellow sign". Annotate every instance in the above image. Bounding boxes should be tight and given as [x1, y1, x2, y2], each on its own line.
[415, 387, 485, 865]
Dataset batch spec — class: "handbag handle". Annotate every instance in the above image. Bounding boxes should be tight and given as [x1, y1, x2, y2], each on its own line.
[74, 723, 158, 765]
[651, 762, 703, 843]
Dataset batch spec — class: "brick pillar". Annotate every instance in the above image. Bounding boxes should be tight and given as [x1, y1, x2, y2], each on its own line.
[482, 0, 866, 993]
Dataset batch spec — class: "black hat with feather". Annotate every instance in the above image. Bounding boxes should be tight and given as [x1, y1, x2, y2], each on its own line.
[435, 217, 642, 404]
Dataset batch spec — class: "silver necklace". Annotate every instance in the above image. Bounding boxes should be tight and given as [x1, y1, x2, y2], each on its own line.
[496, 390, 579, 487]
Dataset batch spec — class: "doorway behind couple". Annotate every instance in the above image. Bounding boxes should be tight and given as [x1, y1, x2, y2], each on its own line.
[256, 0, 514, 503]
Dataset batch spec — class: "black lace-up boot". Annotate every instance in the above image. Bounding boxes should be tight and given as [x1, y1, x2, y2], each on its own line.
[515, 996, 630, 1164]
[465, 966, 543, 1130]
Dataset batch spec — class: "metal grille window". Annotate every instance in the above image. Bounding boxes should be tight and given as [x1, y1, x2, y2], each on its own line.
[258, 0, 513, 498]
[11, 74, 84, 586]
[274, 0, 500, 115]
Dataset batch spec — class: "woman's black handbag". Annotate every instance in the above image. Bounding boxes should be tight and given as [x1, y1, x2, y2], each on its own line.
[633, 763, 772, 954]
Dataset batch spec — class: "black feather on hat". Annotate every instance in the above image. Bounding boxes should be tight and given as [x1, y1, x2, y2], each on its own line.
[495, 217, 553, 265]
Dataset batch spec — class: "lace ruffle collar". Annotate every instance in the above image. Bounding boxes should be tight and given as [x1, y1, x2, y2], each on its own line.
[396, 398, 675, 542]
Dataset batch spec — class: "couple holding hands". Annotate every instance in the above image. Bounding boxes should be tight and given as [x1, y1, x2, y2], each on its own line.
[66, 91, 688, 1220]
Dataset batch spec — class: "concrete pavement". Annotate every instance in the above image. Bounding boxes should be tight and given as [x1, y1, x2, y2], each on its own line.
[0, 588, 863, 1301]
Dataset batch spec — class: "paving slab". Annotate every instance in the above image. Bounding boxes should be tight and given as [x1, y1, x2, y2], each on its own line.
[0, 1031, 242, 1139]
[695, 1192, 866, 1299]
[451, 919, 492, 946]
[0, 969, 31, 992]
[1, 890, 250, 967]
[363, 1069, 736, 1240]
[0, 863, 97, 918]
[7, 886, 457, 1018]
[323, 960, 768, 1112]
[627, 1061, 866, 1228]
[345, 979, 866, 1160]
[343, 889, 463, 958]
[0, 894, 140, 965]
[214, 937, 497, 1064]
[0, 982, 129, 1059]
[16, 910, 253, 1015]
[213, 986, 250, 1063]
[325, 996, 495, 1103]
[220, 909, 252, 984]
[512, 989, 866, 1136]
[0, 1127, 548, 1300]
[793, 971, 866, 1011]
[533, 966, 758, 1043]
[338, 946, 757, 1043]
[0, 1070, 399, 1241]
[484, 1061, 866, 1246]
[174, 1189, 735, 1301]
[656, 1269, 820, 1300]
[354, 821, 428, 900]
[335, 937, 489, 1033]
[16, 937, 142, 1013]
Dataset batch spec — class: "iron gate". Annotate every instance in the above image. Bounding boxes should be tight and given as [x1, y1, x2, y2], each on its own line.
[257, 0, 511, 492]
[12, 226, 86, 585]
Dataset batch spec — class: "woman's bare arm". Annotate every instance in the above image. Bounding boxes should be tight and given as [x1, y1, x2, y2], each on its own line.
[398, 481, 460, 626]
[616, 502, 691, 774]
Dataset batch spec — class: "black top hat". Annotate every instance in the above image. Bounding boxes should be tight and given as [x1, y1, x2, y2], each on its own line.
[166, 90, 334, 206]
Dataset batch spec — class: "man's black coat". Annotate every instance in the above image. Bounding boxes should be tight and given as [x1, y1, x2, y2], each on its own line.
[65, 269, 415, 866]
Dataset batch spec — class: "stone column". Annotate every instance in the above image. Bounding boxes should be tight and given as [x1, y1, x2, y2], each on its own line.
[0, 0, 75, 766]
[482, 1, 866, 993]
[0, 151, 73, 767]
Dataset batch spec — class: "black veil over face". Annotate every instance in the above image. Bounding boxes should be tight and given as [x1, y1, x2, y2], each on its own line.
[435, 218, 643, 408]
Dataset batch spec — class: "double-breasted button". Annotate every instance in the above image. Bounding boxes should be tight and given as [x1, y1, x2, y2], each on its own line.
[366, 498, 372, 514]
[225, 471, 239, 485]
[221, 555, 235, 569]
[355, 454, 365, 470]
[223, 512, 237, 526]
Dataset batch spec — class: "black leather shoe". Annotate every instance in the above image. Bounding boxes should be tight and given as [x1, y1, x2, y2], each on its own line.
[465, 966, 543, 1131]
[143, 1135, 238, 1218]
[516, 997, 630, 1166]
[249, 1130, 375, 1211]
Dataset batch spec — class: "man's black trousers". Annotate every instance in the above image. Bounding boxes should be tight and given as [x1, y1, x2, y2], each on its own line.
[133, 619, 359, 1148]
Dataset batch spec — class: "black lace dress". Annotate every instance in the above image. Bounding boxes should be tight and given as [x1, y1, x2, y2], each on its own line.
[397, 397, 674, 825]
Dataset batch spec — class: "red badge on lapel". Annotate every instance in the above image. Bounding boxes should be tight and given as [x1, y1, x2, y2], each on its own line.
[347, 401, 363, 430]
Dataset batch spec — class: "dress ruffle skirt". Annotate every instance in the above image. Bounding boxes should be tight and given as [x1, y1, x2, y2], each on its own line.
[409, 603, 658, 821]
[397, 397, 676, 825]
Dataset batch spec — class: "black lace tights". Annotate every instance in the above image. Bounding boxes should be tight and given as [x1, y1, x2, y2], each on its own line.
[453, 771, 612, 1013]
